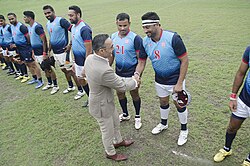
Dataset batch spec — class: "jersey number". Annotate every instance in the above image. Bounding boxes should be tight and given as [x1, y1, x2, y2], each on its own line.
[154, 50, 160, 60]
[116, 45, 124, 54]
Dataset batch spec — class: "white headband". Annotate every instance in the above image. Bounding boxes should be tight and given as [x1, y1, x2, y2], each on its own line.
[142, 20, 160, 26]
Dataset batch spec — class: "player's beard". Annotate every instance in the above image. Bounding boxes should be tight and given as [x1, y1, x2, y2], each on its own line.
[71, 18, 79, 25]
[119, 30, 127, 36]
[147, 31, 156, 38]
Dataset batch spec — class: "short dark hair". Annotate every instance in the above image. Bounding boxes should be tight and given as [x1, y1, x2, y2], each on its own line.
[7, 13, 16, 18]
[43, 5, 54, 12]
[116, 13, 130, 22]
[0, 15, 5, 20]
[92, 34, 109, 52]
[141, 12, 160, 21]
[69, 5, 82, 17]
[23, 11, 35, 20]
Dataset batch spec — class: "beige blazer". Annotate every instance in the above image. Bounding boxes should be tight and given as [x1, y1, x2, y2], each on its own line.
[85, 54, 137, 118]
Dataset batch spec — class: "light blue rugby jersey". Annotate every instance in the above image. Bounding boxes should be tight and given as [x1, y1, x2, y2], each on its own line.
[71, 20, 92, 66]
[28, 22, 44, 55]
[2, 24, 14, 50]
[111, 31, 143, 77]
[141, 30, 187, 85]
[11, 22, 29, 48]
[46, 17, 71, 54]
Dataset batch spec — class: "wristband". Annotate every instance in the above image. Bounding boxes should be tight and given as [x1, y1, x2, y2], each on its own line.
[230, 93, 237, 101]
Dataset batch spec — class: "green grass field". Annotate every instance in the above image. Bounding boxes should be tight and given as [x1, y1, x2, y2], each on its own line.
[0, 0, 250, 165]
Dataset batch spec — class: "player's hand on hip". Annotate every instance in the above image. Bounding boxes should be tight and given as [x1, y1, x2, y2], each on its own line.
[229, 100, 237, 112]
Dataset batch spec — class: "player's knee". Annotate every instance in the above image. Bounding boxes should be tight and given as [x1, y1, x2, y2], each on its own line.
[117, 92, 126, 99]
[130, 92, 139, 101]
[132, 95, 140, 101]
[81, 79, 88, 85]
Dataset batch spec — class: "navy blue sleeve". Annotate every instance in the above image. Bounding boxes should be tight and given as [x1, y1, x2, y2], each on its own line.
[35, 24, 45, 36]
[134, 35, 143, 51]
[139, 45, 148, 59]
[7, 26, 12, 33]
[20, 24, 28, 35]
[172, 33, 187, 57]
[134, 35, 147, 59]
[242, 46, 250, 64]
[60, 18, 72, 31]
[80, 26, 92, 42]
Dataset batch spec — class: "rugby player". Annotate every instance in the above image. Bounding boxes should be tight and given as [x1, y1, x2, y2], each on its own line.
[135, 12, 190, 145]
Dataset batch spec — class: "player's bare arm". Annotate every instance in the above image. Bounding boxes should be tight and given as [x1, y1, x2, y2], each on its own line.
[40, 34, 48, 59]
[134, 58, 146, 79]
[84, 41, 92, 58]
[175, 54, 189, 92]
[229, 61, 248, 112]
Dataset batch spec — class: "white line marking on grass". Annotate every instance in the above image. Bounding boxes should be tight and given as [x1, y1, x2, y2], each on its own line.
[172, 150, 214, 166]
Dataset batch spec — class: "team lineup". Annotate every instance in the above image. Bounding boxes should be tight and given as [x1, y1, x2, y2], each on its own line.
[0, 4, 249, 165]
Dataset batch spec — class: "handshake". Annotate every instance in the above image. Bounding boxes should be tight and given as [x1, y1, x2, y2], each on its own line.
[132, 71, 141, 88]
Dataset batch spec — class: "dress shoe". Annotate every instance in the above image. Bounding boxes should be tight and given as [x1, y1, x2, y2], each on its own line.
[106, 153, 128, 161]
[114, 139, 134, 148]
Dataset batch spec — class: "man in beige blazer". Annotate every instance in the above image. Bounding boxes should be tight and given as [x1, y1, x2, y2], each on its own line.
[85, 34, 139, 161]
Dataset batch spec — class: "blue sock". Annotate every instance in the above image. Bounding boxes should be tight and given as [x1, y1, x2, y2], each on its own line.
[133, 98, 141, 118]
[47, 77, 52, 85]
[53, 79, 58, 86]
[32, 75, 37, 80]
[119, 98, 128, 117]
[78, 86, 83, 92]
[20, 63, 28, 75]
[7, 61, 15, 72]
[83, 84, 89, 96]
[160, 104, 169, 125]
[68, 80, 73, 88]
[14, 63, 20, 72]
[181, 124, 187, 130]
[224, 132, 236, 151]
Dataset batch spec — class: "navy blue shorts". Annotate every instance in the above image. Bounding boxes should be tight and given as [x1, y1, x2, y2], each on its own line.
[17, 47, 34, 62]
